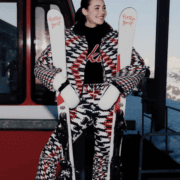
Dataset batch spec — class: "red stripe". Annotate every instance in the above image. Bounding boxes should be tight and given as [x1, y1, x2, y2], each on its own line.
[114, 96, 121, 114]
[117, 54, 121, 72]
[109, 38, 118, 45]
[43, 143, 62, 179]
[71, 49, 88, 95]
[56, 93, 64, 106]
[103, 111, 113, 141]
[123, 78, 139, 91]
[66, 36, 80, 46]
[101, 50, 116, 76]
[20, 0, 37, 105]
[38, 74, 53, 84]
[114, 54, 121, 113]
[66, 0, 75, 24]
[70, 109, 77, 121]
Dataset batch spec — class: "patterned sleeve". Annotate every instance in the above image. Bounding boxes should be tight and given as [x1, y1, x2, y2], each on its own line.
[34, 44, 62, 92]
[111, 47, 146, 98]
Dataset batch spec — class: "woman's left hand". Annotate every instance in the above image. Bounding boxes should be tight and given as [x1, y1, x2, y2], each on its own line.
[98, 84, 120, 110]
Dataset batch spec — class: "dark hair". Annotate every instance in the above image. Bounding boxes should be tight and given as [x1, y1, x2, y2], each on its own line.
[75, 0, 91, 23]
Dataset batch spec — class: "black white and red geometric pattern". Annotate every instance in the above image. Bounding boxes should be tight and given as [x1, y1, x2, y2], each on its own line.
[35, 83, 114, 180]
[34, 45, 62, 91]
[65, 27, 88, 95]
[35, 129, 63, 179]
[111, 47, 146, 98]
[34, 23, 146, 98]
[34, 21, 146, 180]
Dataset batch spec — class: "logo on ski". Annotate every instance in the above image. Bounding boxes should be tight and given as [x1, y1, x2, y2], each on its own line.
[122, 14, 135, 27]
[48, 16, 61, 29]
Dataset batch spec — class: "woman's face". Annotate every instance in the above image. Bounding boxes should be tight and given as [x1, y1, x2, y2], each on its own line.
[82, 0, 107, 28]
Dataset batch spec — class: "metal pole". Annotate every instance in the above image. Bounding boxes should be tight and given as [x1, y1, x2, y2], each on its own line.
[166, 106, 168, 153]
[154, 0, 170, 131]
[138, 136, 144, 180]
[142, 99, 144, 136]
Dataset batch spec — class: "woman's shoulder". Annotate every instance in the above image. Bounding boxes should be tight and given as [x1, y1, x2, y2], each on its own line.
[64, 22, 119, 40]
[65, 24, 75, 35]
[104, 29, 118, 41]
[110, 29, 118, 37]
[103, 22, 118, 38]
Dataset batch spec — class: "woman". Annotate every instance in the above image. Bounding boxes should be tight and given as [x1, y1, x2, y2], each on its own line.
[34, 0, 146, 179]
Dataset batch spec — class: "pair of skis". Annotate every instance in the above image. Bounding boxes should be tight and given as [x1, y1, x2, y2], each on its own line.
[47, 7, 137, 180]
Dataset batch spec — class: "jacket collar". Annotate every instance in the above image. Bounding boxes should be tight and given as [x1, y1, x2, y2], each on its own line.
[72, 20, 113, 38]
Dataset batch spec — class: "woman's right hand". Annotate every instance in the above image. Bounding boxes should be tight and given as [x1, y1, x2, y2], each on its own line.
[61, 84, 80, 109]
[53, 72, 80, 109]
[53, 72, 66, 91]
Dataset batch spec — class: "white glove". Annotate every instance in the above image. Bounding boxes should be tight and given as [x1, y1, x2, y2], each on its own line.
[61, 84, 80, 109]
[53, 73, 66, 91]
[53, 73, 80, 109]
[98, 84, 120, 110]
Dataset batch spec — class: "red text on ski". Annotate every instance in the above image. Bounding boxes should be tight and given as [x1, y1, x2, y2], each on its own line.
[122, 14, 135, 27]
[48, 16, 61, 29]
[87, 45, 102, 63]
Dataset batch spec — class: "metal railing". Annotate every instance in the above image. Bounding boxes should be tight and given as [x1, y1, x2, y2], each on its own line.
[138, 97, 180, 180]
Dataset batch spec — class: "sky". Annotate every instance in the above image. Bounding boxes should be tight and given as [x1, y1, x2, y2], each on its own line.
[0, 0, 180, 78]
[0, 3, 17, 27]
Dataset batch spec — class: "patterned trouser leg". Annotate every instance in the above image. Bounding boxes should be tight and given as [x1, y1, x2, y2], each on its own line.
[35, 83, 114, 180]
[35, 93, 92, 179]
[35, 128, 63, 180]
[92, 108, 114, 180]
[35, 107, 89, 180]
[81, 84, 114, 180]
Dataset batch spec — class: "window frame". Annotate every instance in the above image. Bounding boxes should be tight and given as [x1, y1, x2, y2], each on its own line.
[31, 0, 75, 105]
[0, 0, 26, 105]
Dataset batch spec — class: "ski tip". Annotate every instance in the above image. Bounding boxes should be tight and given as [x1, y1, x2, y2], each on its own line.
[47, 9, 62, 18]
[122, 7, 137, 12]
[47, 8, 64, 28]
[119, 7, 137, 24]
[120, 7, 137, 16]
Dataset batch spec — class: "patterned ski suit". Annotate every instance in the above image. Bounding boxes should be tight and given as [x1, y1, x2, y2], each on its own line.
[34, 21, 146, 180]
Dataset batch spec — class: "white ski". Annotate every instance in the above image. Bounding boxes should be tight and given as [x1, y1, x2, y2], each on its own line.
[107, 7, 137, 180]
[47, 9, 76, 180]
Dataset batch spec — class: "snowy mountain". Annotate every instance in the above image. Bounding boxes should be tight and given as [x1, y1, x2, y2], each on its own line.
[166, 70, 180, 102]
[148, 57, 180, 102]
[166, 57, 180, 102]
